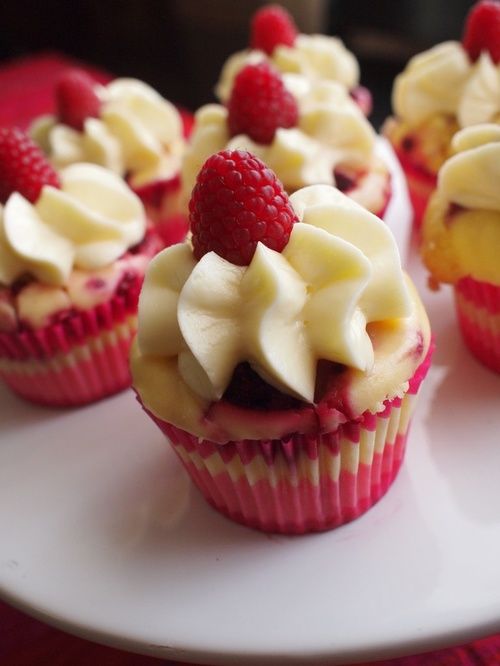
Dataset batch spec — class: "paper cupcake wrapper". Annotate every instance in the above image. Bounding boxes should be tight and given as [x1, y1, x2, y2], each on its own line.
[394, 149, 437, 230]
[0, 281, 141, 407]
[144, 348, 432, 534]
[455, 277, 500, 373]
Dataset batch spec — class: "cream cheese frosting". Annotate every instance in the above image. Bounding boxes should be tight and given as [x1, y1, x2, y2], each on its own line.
[393, 41, 500, 128]
[215, 34, 359, 103]
[183, 76, 376, 199]
[132, 186, 430, 442]
[422, 123, 500, 286]
[30, 78, 185, 188]
[0, 163, 146, 288]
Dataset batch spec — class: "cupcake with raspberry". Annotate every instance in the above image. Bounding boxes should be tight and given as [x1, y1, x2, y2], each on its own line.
[132, 149, 432, 534]
[422, 123, 500, 373]
[0, 127, 163, 406]
[29, 69, 188, 243]
[183, 62, 391, 220]
[384, 0, 500, 229]
[216, 4, 372, 116]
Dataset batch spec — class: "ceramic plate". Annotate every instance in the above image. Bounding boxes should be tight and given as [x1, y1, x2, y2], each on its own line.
[0, 162, 499, 666]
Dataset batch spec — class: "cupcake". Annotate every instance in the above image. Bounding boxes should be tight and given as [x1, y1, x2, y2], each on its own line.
[421, 123, 500, 373]
[215, 4, 372, 116]
[131, 149, 432, 534]
[29, 68, 188, 240]
[384, 0, 500, 229]
[183, 62, 391, 219]
[0, 127, 163, 406]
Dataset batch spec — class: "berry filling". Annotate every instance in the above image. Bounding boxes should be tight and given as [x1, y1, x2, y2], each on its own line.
[223, 362, 305, 411]
[333, 166, 359, 193]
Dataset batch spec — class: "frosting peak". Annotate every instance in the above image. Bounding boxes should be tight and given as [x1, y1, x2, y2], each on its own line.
[393, 41, 500, 128]
[215, 34, 359, 104]
[30, 78, 185, 188]
[0, 163, 146, 287]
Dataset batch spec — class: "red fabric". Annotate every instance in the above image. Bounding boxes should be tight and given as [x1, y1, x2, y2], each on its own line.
[1, 600, 499, 665]
[0, 52, 499, 666]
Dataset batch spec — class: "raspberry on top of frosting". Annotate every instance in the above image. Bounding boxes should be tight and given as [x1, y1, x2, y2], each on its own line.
[422, 123, 500, 287]
[132, 150, 428, 442]
[392, 1, 500, 129]
[183, 69, 376, 201]
[30, 72, 185, 189]
[215, 5, 360, 104]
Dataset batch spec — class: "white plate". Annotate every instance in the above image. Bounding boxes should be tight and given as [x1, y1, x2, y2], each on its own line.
[1, 212, 500, 665]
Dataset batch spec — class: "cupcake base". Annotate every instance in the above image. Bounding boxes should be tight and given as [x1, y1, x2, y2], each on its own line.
[455, 277, 500, 373]
[143, 348, 432, 534]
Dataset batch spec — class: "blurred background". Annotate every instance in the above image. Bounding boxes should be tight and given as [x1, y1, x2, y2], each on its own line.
[1, 0, 476, 129]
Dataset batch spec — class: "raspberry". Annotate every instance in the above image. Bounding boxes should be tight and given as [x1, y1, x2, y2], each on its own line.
[250, 4, 298, 55]
[0, 127, 60, 204]
[189, 149, 297, 266]
[55, 69, 102, 131]
[228, 62, 298, 144]
[462, 0, 500, 63]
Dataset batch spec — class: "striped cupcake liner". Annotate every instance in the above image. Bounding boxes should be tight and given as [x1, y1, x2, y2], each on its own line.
[143, 348, 432, 534]
[0, 280, 141, 407]
[455, 277, 500, 373]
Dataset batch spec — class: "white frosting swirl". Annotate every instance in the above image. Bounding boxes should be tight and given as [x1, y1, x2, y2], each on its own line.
[438, 123, 500, 210]
[393, 42, 471, 125]
[215, 34, 359, 103]
[183, 77, 375, 197]
[0, 163, 146, 287]
[458, 53, 500, 127]
[137, 186, 410, 403]
[30, 78, 185, 188]
[394, 41, 500, 129]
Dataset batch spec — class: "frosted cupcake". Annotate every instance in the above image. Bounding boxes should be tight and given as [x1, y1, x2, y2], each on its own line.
[422, 124, 500, 373]
[183, 62, 391, 219]
[29, 69, 187, 240]
[132, 149, 432, 534]
[0, 127, 163, 406]
[384, 0, 500, 228]
[216, 4, 372, 116]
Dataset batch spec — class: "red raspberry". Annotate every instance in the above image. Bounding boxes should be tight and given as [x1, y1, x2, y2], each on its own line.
[250, 4, 298, 55]
[55, 69, 102, 131]
[462, 0, 500, 63]
[189, 149, 297, 266]
[0, 127, 60, 204]
[228, 62, 298, 144]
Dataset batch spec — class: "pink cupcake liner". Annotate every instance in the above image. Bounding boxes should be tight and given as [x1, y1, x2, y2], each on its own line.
[455, 276, 500, 373]
[141, 347, 433, 534]
[394, 148, 437, 230]
[0, 280, 141, 407]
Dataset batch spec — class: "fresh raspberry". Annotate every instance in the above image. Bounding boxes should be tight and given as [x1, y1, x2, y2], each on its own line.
[462, 0, 500, 63]
[55, 69, 102, 131]
[228, 62, 298, 144]
[189, 149, 297, 266]
[0, 127, 60, 204]
[250, 4, 298, 55]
